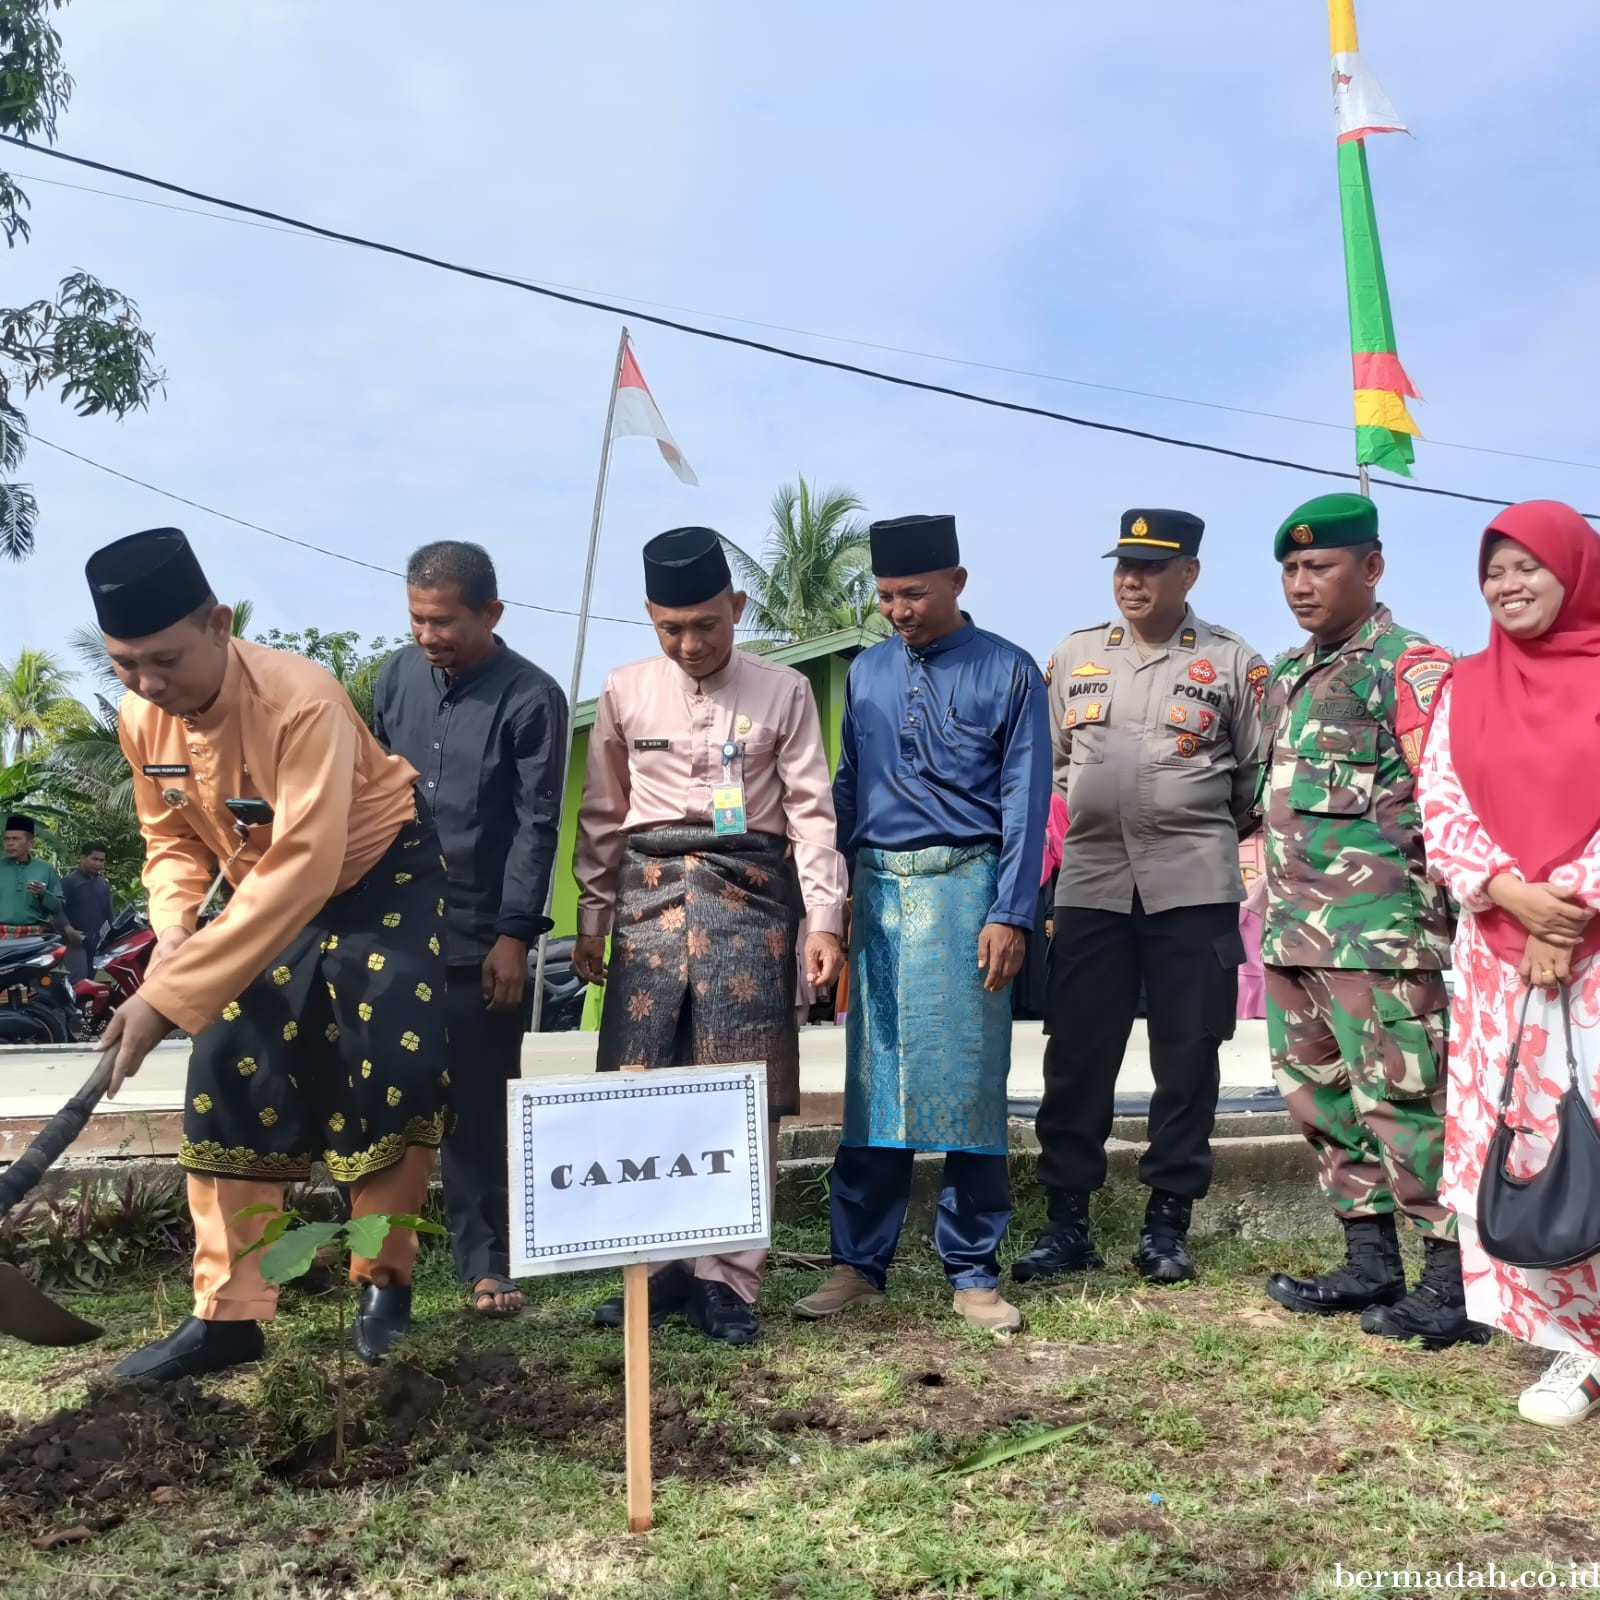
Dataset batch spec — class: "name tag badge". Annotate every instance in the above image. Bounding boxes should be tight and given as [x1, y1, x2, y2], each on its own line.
[143, 764, 191, 777]
[712, 783, 748, 837]
[634, 739, 670, 752]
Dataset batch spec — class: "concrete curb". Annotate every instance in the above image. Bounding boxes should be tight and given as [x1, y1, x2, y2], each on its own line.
[12, 1111, 1337, 1241]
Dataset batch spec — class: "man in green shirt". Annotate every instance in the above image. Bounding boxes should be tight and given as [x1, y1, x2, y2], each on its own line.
[1, 814, 63, 937]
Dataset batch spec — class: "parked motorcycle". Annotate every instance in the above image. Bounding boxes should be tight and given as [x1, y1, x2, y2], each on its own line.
[0, 935, 77, 1044]
[531, 935, 587, 1033]
[72, 904, 156, 1038]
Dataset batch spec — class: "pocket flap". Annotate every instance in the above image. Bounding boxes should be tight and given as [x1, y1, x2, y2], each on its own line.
[1307, 722, 1377, 763]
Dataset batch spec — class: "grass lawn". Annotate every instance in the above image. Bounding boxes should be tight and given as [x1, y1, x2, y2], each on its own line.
[3, 1209, 1598, 1600]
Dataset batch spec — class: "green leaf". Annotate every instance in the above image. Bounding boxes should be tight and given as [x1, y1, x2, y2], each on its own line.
[343, 1214, 392, 1260]
[261, 1212, 297, 1246]
[938, 1423, 1085, 1477]
[382, 1212, 447, 1237]
[256, 1220, 342, 1286]
[232, 1202, 289, 1223]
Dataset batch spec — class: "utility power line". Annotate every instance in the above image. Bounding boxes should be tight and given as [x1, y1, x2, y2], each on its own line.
[3, 135, 1593, 518]
[14, 166, 1598, 477]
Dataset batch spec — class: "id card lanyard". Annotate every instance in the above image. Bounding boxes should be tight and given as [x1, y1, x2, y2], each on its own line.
[712, 702, 748, 836]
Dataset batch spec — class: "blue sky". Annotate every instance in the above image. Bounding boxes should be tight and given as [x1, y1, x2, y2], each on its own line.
[6, 1, 1598, 696]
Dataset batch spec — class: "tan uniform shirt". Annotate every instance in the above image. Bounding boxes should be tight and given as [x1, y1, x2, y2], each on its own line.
[574, 649, 847, 938]
[124, 639, 420, 1036]
[1049, 607, 1267, 914]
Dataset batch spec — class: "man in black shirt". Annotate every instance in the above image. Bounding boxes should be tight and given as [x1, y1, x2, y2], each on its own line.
[61, 841, 114, 983]
[373, 542, 568, 1317]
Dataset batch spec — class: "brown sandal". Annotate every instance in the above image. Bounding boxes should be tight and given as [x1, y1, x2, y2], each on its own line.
[470, 1275, 524, 1318]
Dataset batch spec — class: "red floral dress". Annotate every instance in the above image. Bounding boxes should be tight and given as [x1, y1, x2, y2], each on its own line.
[1420, 681, 1600, 1354]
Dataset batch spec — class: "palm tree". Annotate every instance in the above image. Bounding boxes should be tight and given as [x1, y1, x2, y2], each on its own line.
[0, 647, 80, 762]
[722, 479, 888, 643]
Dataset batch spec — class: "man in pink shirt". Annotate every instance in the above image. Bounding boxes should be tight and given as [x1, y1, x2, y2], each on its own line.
[573, 526, 847, 1344]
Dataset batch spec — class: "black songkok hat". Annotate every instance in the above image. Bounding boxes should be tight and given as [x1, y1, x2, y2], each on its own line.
[4, 814, 36, 835]
[85, 528, 214, 638]
[868, 514, 960, 577]
[1102, 509, 1206, 562]
[642, 527, 733, 606]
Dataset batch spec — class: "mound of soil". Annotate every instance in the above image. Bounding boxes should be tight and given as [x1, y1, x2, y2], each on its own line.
[0, 1377, 248, 1531]
[1, 1343, 837, 1531]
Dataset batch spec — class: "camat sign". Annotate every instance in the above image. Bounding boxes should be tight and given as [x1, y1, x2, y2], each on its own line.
[507, 1065, 770, 1276]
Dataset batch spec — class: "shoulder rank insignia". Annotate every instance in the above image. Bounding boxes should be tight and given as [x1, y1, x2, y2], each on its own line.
[1179, 627, 1197, 650]
[1106, 627, 1126, 648]
[1071, 661, 1111, 677]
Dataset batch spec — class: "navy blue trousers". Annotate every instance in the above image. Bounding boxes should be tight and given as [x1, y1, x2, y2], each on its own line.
[828, 1144, 1011, 1291]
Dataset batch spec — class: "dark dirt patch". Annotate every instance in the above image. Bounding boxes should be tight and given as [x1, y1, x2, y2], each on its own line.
[0, 1344, 869, 1530]
[0, 1377, 248, 1532]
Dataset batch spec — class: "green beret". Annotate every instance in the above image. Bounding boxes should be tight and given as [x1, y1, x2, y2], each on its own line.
[1274, 492, 1380, 562]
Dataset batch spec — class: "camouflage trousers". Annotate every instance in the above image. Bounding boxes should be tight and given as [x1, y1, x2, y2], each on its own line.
[1264, 965, 1453, 1238]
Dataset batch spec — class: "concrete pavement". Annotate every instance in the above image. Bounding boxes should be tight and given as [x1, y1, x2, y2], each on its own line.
[0, 1020, 1275, 1165]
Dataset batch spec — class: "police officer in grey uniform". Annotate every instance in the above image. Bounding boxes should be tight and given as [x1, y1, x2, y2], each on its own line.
[1013, 509, 1268, 1286]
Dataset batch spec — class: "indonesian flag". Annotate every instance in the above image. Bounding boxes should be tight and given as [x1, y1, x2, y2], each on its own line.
[1328, 0, 1420, 477]
[612, 340, 698, 485]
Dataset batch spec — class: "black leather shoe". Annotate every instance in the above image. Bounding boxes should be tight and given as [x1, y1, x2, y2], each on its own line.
[353, 1283, 412, 1365]
[593, 1262, 693, 1329]
[685, 1280, 761, 1346]
[1012, 1190, 1103, 1283]
[1266, 1215, 1406, 1316]
[112, 1316, 264, 1382]
[1133, 1190, 1196, 1284]
[1360, 1238, 1494, 1351]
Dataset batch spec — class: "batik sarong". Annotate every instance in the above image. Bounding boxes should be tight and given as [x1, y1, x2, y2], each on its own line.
[179, 805, 450, 1183]
[843, 844, 1012, 1155]
[598, 826, 801, 1116]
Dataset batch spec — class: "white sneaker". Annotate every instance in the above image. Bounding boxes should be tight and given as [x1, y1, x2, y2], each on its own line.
[1518, 1351, 1600, 1429]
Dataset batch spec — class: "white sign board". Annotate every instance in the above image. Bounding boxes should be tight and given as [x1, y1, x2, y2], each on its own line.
[508, 1064, 770, 1277]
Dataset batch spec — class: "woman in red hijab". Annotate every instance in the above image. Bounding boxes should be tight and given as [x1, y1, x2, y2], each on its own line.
[1419, 500, 1600, 1428]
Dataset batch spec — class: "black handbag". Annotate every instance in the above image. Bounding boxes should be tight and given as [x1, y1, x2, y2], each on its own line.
[1478, 984, 1600, 1271]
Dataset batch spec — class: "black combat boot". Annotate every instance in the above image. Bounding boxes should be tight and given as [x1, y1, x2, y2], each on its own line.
[1011, 1190, 1103, 1284]
[1133, 1189, 1196, 1284]
[1265, 1215, 1406, 1316]
[1360, 1237, 1494, 1350]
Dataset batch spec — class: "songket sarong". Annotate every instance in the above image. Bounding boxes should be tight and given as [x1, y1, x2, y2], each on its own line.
[844, 844, 1012, 1155]
[598, 826, 801, 1116]
[179, 807, 450, 1183]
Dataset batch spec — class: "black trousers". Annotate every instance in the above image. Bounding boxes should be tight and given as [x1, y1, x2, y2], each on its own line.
[1035, 895, 1243, 1200]
[441, 965, 527, 1283]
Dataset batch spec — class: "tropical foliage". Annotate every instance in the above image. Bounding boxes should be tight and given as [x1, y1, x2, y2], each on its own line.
[723, 479, 888, 644]
[1, 0, 165, 559]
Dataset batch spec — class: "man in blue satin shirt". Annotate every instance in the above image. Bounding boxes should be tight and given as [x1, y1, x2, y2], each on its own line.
[794, 513, 1050, 1333]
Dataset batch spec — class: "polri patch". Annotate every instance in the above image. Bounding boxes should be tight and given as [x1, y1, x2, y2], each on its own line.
[143, 764, 191, 777]
[1189, 659, 1216, 685]
[633, 739, 671, 751]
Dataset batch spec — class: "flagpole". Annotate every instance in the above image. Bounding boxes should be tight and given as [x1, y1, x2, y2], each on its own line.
[1359, 464, 1370, 497]
[530, 323, 630, 1032]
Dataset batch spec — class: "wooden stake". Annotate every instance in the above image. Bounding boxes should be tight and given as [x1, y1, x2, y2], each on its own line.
[620, 1062, 653, 1533]
[622, 1260, 653, 1533]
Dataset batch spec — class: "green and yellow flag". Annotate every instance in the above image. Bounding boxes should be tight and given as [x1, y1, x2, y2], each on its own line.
[1329, 0, 1419, 477]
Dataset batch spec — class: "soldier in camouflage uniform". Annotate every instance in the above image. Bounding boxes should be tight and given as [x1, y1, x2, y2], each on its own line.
[1259, 492, 1489, 1350]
